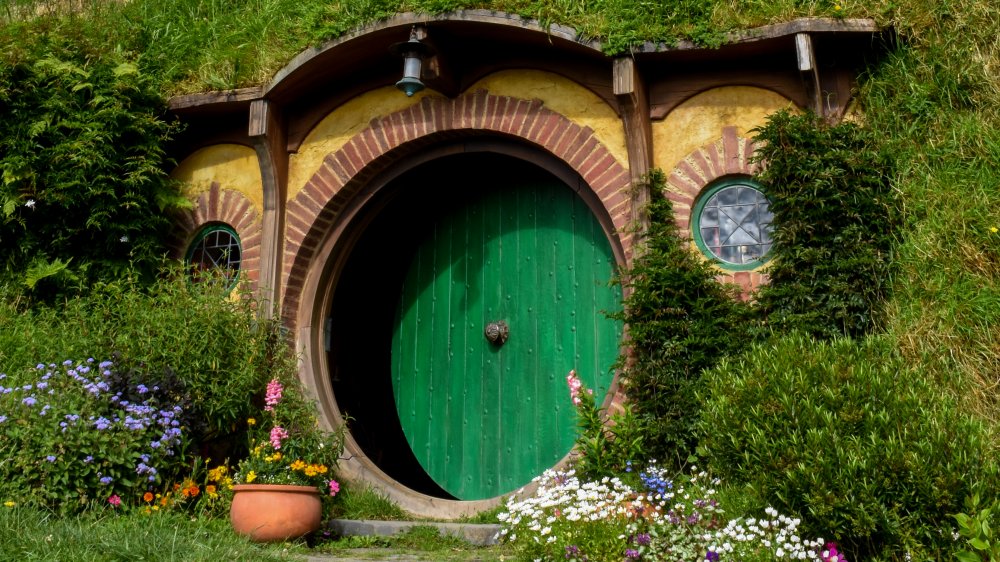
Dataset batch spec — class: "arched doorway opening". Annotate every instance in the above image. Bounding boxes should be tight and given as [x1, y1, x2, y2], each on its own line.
[321, 148, 623, 504]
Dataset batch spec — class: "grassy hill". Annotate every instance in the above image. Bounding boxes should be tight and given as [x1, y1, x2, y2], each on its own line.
[2, 0, 999, 558]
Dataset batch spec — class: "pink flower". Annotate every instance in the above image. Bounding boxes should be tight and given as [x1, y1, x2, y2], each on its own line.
[269, 426, 289, 449]
[264, 379, 283, 412]
[328, 480, 340, 497]
[566, 370, 583, 406]
[108, 494, 121, 507]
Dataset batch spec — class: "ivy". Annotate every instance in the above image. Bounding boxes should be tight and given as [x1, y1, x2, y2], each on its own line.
[751, 110, 899, 339]
[611, 170, 752, 469]
[0, 37, 187, 299]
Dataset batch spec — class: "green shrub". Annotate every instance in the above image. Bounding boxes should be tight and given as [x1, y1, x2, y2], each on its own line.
[0, 273, 295, 511]
[611, 170, 752, 469]
[0, 36, 185, 299]
[697, 334, 999, 560]
[0, 358, 191, 512]
[0, 273, 278, 443]
[752, 110, 899, 339]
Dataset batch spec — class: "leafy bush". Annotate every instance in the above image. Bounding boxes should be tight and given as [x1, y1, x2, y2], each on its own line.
[752, 111, 899, 339]
[0, 274, 309, 512]
[0, 36, 185, 298]
[0, 273, 275, 443]
[567, 370, 646, 481]
[0, 358, 189, 512]
[697, 335, 1000, 560]
[611, 170, 751, 469]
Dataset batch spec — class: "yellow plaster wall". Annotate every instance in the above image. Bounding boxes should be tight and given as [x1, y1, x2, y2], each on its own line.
[653, 86, 794, 173]
[468, 70, 628, 167]
[289, 72, 627, 201]
[171, 144, 264, 213]
[288, 87, 433, 201]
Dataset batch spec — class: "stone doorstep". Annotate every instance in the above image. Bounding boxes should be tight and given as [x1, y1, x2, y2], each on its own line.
[327, 519, 502, 547]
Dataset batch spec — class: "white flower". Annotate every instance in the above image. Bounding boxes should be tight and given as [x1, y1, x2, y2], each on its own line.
[24, 199, 35, 208]
[120, 235, 129, 242]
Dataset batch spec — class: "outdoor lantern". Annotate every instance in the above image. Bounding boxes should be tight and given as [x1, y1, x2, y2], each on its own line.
[391, 26, 432, 97]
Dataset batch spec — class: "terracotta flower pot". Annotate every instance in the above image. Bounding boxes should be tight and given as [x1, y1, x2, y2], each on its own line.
[230, 484, 322, 542]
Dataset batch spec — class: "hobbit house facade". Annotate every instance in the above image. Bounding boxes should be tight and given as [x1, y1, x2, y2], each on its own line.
[167, 12, 885, 517]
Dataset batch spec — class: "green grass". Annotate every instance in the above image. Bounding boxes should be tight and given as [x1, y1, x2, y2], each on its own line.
[314, 525, 515, 560]
[0, 506, 297, 561]
[328, 485, 409, 521]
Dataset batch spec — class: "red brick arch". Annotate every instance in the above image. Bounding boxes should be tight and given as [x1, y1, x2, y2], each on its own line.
[664, 125, 768, 295]
[171, 181, 263, 289]
[280, 89, 632, 327]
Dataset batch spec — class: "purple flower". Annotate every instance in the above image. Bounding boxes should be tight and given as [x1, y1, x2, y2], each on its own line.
[22, 396, 36, 406]
[36, 364, 45, 370]
[45, 455, 56, 463]
[706, 551, 720, 562]
[625, 548, 640, 560]
[0, 415, 7, 423]
[565, 545, 580, 558]
[99, 361, 113, 369]
[635, 533, 651, 546]
[83, 455, 94, 463]
[93, 417, 111, 430]
[136, 384, 148, 394]
[100, 476, 113, 485]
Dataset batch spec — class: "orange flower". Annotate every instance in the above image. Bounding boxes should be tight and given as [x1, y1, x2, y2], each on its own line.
[143, 492, 154, 503]
[289, 460, 306, 471]
[206, 485, 218, 498]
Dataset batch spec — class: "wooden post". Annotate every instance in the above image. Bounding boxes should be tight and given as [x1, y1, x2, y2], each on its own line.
[795, 33, 824, 116]
[613, 57, 654, 250]
[248, 99, 288, 321]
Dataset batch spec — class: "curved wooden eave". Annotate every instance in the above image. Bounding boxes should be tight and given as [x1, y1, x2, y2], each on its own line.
[167, 14, 883, 112]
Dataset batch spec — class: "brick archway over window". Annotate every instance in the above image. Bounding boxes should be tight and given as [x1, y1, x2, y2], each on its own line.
[665, 125, 768, 295]
[281, 89, 632, 328]
[171, 181, 263, 289]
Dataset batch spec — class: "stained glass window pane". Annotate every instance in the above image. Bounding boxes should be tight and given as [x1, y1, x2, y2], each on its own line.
[186, 225, 242, 286]
[696, 183, 773, 266]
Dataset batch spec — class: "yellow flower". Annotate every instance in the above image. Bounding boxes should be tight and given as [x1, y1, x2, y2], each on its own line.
[247, 418, 256, 426]
[207, 465, 228, 481]
[289, 460, 306, 471]
[304, 465, 319, 477]
[991, 226, 998, 233]
[152, 505, 160, 511]
[3, 501, 15, 507]
[246, 471, 257, 483]
[206, 485, 218, 498]
[265, 452, 283, 462]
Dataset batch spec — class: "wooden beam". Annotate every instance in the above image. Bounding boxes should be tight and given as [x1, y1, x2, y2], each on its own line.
[795, 33, 823, 115]
[248, 99, 288, 320]
[613, 57, 653, 244]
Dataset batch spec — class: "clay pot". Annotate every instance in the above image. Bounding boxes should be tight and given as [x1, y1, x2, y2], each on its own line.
[230, 484, 322, 542]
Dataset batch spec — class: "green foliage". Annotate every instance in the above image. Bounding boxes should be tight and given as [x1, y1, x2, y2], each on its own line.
[698, 335, 1000, 560]
[0, 273, 277, 443]
[0, 358, 191, 512]
[954, 494, 1000, 562]
[611, 170, 751, 469]
[0, 40, 183, 298]
[328, 484, 408, 521]
[752, 110, 899, 340]
[0, 506, 293, 561]
[567, 371, 645, 481]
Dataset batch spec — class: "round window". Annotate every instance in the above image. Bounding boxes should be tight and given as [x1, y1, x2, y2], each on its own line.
[692, 179, 773, 270]
[186, 225, 242, 286]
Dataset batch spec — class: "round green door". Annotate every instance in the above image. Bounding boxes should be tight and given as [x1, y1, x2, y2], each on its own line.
[391, 173, 622, 501]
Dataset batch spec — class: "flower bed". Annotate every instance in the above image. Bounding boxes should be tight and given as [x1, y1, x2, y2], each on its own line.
[498, 464, 846, 562]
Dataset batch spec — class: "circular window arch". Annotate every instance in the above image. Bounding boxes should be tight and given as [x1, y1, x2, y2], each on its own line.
[692, 178, 773, 271]
[185, 224, 243, 287]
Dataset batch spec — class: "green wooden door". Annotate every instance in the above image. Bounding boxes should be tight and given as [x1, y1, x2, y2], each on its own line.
[391, 177, 622, 501]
